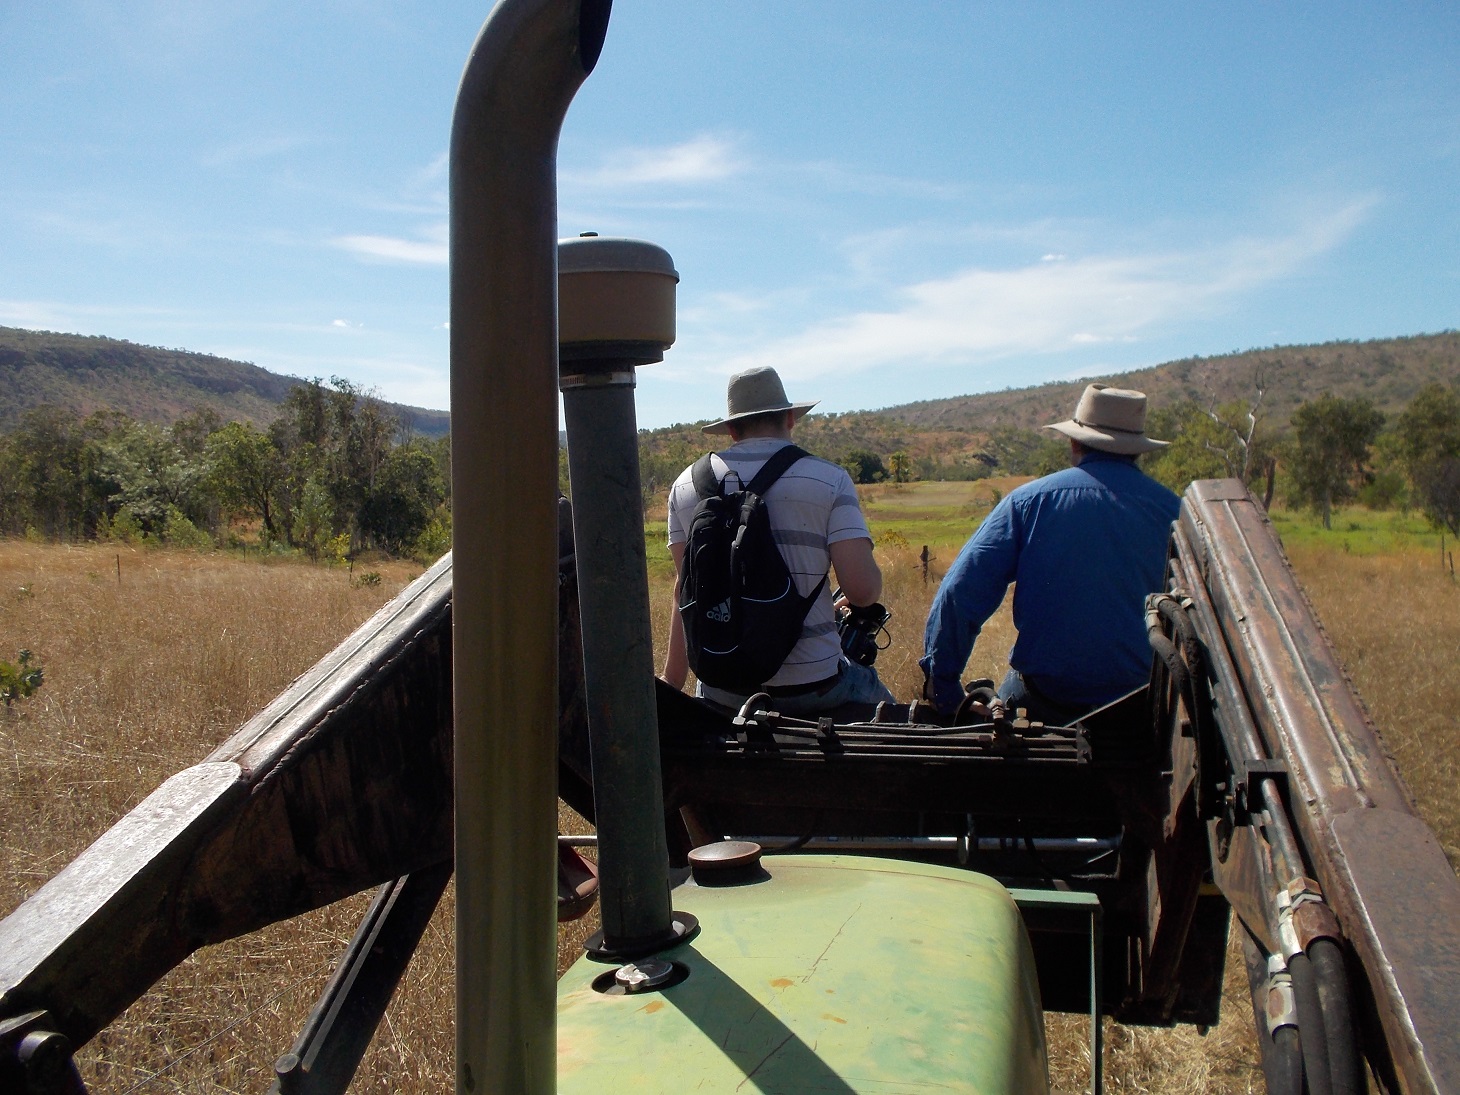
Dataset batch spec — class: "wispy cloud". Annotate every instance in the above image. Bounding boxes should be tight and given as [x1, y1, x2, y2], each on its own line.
[0, 298, 182, 333]
[565, 135, 745, 188]
[333, 222, 447, 265]
[709, 199, 1374, 383]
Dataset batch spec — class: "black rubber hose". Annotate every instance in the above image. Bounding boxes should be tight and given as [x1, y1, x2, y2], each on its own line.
[1290, 950, 1334, 1095]
[1241, 928, 1304, 1095]
[1155, 593, 1199, 650]
[1309, 938, 1365, 1095]
[1272, 1027, 1306, 1095]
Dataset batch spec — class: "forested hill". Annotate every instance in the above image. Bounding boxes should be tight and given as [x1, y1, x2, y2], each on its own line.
[645, 328, 1454, 464]
[881, 332, 1460, 432]
[0, 327, 450, 436]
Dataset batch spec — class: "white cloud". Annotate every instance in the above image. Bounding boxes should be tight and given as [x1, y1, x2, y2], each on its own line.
[566, 135, 744, 188]
[333, 223, 447, 265]
[709, 199, 1374, 384]
[0, 298, 181, 333]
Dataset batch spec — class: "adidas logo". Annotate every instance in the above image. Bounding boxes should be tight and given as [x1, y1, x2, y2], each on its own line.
[707, 599, 732, 623]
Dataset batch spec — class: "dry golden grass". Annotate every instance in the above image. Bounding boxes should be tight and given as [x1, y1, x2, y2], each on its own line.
[1283, 543, 1460, 864]
[2, 527, 1454, 1092]
[0, 541, 442, 1092]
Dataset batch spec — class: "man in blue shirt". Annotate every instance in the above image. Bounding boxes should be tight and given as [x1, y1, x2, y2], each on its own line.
[920, 385, 1181, 722]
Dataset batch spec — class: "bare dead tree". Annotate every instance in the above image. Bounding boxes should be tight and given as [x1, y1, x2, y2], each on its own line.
[1203, 366, 1268, 481]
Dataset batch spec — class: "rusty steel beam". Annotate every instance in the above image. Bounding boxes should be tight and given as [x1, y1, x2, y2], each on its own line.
[1181, 479, 1460, 1093]
[0, 555, 456, 1049]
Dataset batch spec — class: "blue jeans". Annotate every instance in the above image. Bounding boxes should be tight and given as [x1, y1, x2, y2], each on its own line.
[996, 669, 1090, 726]
[699, 659, 894, 717]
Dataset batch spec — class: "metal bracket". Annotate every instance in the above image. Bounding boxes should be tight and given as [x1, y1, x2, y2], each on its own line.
[1236, 758, 1288, 818]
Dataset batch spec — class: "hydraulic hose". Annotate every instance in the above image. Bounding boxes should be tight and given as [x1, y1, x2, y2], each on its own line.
[1309, 938, 1365, 1095]
[1242, 928, 1303, 1095]
[1289, 950, 1334, 1095]
[1144, 597, 1193, 715]
[1271, 1027, 1306, 1095]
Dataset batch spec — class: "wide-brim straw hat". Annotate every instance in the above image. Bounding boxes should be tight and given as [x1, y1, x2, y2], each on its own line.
[703, 366, 818, 435]
[1043, 383, 1169, 455]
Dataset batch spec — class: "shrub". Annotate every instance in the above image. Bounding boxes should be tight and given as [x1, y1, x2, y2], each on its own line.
[0, 649, 43, 706]
[414, 512, 452, 564]
[162, 507, 214, 550]
[102, 507, 147, 545]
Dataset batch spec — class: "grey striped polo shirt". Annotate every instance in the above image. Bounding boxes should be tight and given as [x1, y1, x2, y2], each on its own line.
[668, 436, 872, 689]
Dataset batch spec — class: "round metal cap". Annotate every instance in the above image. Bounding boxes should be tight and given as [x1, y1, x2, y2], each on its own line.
[557, 235, 678, 364]
[688, 840, 767, 886]
[613, 958, 678, 993]
[558, 235, 678, 279]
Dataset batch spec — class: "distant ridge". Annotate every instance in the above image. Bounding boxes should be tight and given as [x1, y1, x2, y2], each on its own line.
[878, 332, 1460, 432]
[637, 331, 1460, 476]
[5, 326, 1456, 447]
[0, 326, 450, 436]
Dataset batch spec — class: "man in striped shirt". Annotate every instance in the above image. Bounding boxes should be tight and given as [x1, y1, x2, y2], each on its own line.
[662, 366, 894, 714]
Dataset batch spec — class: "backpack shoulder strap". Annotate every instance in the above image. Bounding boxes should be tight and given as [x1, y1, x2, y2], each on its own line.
[689, 453, 720, 500]
[745, 445, 809, 496]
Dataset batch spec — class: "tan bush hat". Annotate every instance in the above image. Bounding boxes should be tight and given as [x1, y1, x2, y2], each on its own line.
[703, 366, 818, 435]
[1044, 384, 1169, 455]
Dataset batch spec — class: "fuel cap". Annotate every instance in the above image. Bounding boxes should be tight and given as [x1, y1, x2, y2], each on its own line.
[688, 840, 767, 886]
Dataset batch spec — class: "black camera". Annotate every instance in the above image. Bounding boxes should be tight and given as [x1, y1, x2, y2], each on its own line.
[837, 600, 891, 667]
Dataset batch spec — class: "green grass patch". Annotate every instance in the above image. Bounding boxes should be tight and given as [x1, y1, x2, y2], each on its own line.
[858, 479, 1024, 554]
[644, 530, 675, 580]
[1267, 504, 1443, 555]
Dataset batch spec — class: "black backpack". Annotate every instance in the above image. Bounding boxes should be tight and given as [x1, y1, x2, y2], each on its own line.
[678, 444, 827, 692]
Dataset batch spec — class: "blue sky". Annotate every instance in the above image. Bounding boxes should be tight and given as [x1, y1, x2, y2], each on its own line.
[3, 2, 1457, 430]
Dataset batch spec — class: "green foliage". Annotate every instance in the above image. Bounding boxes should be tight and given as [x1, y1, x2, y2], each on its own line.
[842, 449, 887, 484]
[414, 508, 452, 563]
[100, 506, 146, 545]
[888, 450, 912, 483]
[0, 649, 43, 706]
[1286, 395, 1385, 529]
[291, 476, 336, 560]
[206, 421, 287, 540]
[1393, 383, 1460, 536]
[1144, 398, 1277, 493]
[1266, 502, 1437, 554]
[97, 419, 211, 536]
[0, 407, 108, 539]
[981, 428, 1066, 477]
[636, 435, 699, 511]
[0, 385, 448, 559]
[878, 529, 911, 551]
[358, 443, 444, 554]
[162, 507, 213, 549]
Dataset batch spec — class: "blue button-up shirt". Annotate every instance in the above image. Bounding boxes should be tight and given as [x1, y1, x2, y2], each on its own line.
[920, 452, 1180, 713]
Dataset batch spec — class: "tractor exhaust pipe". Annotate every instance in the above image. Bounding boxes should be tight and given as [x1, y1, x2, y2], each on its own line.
[449, 1, 609, 1091]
